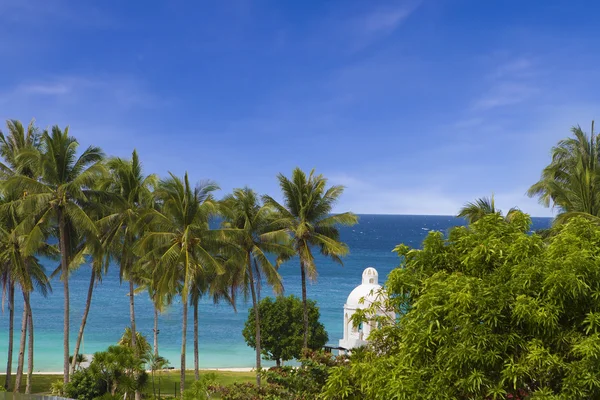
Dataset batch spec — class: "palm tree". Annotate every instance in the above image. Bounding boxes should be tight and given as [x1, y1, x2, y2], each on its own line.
[147, 352, 169, 399]
[100, 150, 156, 364]
[528, 122, 600, 223]
[135, 262, 173, 358]
[263, 168, 358, 348]
[220, 187, 294, 386]
[457, 194, 520, 224]
[69, 353, 88, 371]
[0, 118, 40, 391]
[5, 126, 105, 384]
[118, 327, 152, 356]
[0, 191, 52, 394]
[139, 173, 223, 395]
[69, 237, 108, 375]
[189, 268, 235, 381]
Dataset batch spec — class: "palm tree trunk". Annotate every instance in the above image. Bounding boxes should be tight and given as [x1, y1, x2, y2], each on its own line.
[25, 292, 33, 394]
[300, 261, 309, 349]
[58, 208, 70, 385]
[153, 304, 159, 357]
[129, 278, 141, 400]
[129, 278, 137, 351]
[194, 298, 199, 381]
[180, 299, 188, 395]
[4, 280, 15, 391]
[248, 255, 261, 387]
[14, 296, 27, 393]
[71, 268, 95, 374]
[247, 254, 261, 387]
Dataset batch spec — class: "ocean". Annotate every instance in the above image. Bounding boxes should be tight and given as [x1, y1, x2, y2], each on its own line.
[0, 215, 552, 372]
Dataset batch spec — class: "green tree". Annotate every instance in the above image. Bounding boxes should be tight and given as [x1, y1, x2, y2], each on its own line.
[0, 118, 41, 392]
[243, 295, 328, 367]
[528, 122, 600, 223]
[221, 187, 294, 385]
[457, 194, 520, 224]
[5, 126, 105, 384]
[263, 168, 357, 348]
[146, 352, 169, 399]
[118, 327, 152, 357]
[0, 191, 52, 394]
[139, 173, 223, 395]
[83, 345, 148, 398]
[323, 214, 600, 399]
[100, 150, 156, 400]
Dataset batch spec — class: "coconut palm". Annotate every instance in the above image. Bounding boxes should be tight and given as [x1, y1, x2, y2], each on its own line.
[69, 237, 108, 375]
[188, 268, 236, 381]
[0, 118, 41, 391]
[99, 150, 156, 368]
[528, 122, 600, 223]
[69, 353, 88, 371]
[147, 352, 169, 398]
[118, 327, 152, 356]
[220, 187, 294, 386]
[263, 168, 358, 348]
[134, 262, 173, 358]
[0, 191, 52, 394]
[4, 126, 105, 384]
[457, 194, 520, 224]
[139, 172, 223, 394]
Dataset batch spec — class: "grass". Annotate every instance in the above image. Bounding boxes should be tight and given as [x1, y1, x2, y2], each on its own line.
[1, 370, 256, 396]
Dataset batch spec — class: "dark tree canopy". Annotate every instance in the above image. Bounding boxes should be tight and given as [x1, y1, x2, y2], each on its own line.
[243, 295, 328, 366]
[323, 214, 600, 400]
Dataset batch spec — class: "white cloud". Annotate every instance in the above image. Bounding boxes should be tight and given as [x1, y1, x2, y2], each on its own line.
[328, 173, 554, 217]
[363, 6, 416, 35]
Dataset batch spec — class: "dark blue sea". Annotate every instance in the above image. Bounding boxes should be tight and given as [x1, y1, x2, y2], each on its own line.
[0, 215, 552, 371]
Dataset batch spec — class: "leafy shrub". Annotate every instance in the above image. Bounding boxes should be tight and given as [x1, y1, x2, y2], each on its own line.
[215, 382, 290, 400]
[322, 215, 600, 399]
[49, 379, 64, 395]
[64, 368, 106, 400]
[182, 373, 218, 400]
[243, 295, 328, 366]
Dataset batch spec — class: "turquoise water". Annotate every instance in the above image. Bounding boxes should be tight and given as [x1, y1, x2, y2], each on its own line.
[0, 215, 552, 372]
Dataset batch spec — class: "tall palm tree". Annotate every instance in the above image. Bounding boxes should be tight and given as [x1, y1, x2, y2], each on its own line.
[69, 237, 108, 375]
[5, 126, 105, 384]
[0, 191, 52, 394]
[0, 118, 40, 391]
[457, 194, 520, 224]
[135, 262, 173, 358]
[220, 187, 294, 386]
[139, 173, 223, 395]
[263, 168, 358, 348]
[528, 122, 600, 223]
[100, 151, 156, 347]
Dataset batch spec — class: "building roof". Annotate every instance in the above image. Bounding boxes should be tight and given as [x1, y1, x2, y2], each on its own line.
[345, 267, 387, 308]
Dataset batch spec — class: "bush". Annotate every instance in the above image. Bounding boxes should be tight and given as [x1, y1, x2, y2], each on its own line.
[182, 373, 218, 400]
[243, 295, 328, 366]
[49, 379, 64, 395]
[64, 368, 106, 400]
[215, 382, 290, 400]
[322, 215, 600, 399]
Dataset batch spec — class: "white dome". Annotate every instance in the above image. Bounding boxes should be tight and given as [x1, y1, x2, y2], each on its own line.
[345, 267, 386, 308]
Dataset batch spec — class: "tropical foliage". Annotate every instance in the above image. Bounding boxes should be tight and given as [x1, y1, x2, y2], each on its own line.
[322, 214, 600, 399]
[263, 168, 357, 348]
[242, 295, 328, 367]
[528, 122, 600, 224]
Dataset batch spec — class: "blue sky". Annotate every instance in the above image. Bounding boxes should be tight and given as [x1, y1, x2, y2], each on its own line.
[1, 0, 598, 216]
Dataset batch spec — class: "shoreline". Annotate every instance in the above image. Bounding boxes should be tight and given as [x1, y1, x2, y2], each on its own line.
[22, 367, 254, 375]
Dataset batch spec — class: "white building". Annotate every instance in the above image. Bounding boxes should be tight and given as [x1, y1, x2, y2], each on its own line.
[339, 267, 394, 350]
